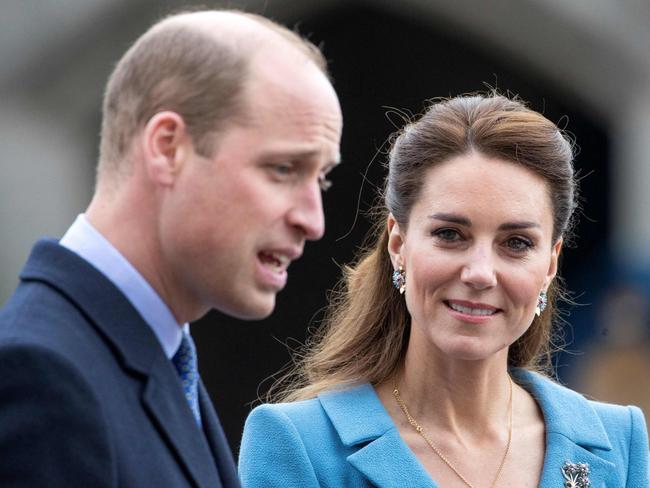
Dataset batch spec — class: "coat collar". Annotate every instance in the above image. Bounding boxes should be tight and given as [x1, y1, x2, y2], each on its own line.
[513, 369, 620, 487]
[319, 383, 438, 487]
[21, 240, 228, 488]
[318, 370, 620, 487]
[21, 240, 160, 375]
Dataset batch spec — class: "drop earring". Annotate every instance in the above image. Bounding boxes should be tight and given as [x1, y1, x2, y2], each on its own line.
[392, 266, 406, 294]
[535, 290, 548, 316]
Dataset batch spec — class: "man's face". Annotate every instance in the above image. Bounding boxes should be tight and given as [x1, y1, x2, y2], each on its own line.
[159, 56, 342, 321]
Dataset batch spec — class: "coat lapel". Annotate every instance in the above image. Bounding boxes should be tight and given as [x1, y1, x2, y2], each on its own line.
[319, 373, 624, 488]
[513, 369, 621, 487]
[142, 356, 223, 488]
[319, 383, 438, 487]
[21, 240, 224, 488]
[541, 434, 617, 487]
[198, 380, 239, 488]
[347, 429, 439, 487]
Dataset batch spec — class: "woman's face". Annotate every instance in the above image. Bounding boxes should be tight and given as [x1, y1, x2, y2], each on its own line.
[388, 151, 562, 363]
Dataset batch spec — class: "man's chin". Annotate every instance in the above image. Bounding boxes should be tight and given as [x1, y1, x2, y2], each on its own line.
[219, 294, 276, 321]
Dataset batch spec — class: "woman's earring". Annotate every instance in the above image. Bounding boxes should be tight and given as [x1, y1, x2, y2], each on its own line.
[535, 290, 548, 316]
[392, 266, 406, 294]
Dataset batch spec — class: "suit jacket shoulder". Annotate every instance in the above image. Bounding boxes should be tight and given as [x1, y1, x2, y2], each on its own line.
[0, 341, 114, 486]
[0, 239, 238, 488]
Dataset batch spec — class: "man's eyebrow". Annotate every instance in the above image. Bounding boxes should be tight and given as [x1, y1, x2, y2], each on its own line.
[428, 213, 471, 226]
[261, 149, 341, 167]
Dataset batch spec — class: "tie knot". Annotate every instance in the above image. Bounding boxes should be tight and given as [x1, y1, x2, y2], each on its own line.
[172, 332, 201, 426]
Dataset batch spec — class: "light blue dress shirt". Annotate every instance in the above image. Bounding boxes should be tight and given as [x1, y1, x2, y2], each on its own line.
[60, 214, 186, 359]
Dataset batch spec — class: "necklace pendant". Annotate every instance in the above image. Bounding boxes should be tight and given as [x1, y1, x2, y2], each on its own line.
[561, 461, 590, 488]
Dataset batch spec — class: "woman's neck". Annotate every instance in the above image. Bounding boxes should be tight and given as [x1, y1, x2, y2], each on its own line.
[389, 346, 513, 439]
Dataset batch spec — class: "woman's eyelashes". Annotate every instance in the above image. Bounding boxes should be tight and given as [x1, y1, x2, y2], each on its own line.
[503, 236, 535, 253]
[432, 227, 463, 243]
[430, 227, 536, 255]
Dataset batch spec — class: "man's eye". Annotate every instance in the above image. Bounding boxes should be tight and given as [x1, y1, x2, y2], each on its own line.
[272, 164, 293, 176]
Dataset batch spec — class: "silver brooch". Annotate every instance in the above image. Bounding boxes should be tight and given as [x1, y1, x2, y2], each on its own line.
[562, 461, 590, 487]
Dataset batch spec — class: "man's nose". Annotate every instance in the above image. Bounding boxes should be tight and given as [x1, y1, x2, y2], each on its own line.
[460, 243, 497, 290]
[287, 183, 325, 241]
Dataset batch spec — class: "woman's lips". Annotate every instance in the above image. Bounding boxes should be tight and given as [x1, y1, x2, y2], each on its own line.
[444, 299, 501, 323]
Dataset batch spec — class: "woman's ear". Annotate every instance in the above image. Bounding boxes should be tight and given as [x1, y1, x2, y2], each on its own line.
[387, 213, 405, 269]
[543, 237, 563, 289]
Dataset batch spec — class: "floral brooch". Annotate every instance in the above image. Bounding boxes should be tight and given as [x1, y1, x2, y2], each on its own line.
[562, 461, 590, 487]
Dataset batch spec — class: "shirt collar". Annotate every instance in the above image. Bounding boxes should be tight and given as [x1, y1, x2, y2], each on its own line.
[59, 214, 185, 358]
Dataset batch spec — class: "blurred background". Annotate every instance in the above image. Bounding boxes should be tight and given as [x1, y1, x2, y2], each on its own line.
[2, 0, 649, 451]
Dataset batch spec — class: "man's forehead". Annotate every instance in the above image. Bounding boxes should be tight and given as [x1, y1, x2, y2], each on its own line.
[240, 62, 337, 120]
[161, 11, 268, 39]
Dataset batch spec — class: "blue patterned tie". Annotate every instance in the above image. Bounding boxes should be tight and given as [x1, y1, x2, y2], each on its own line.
[172, 332, 202, 426]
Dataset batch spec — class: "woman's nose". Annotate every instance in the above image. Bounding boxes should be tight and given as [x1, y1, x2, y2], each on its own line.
[460, 245, 497, 290]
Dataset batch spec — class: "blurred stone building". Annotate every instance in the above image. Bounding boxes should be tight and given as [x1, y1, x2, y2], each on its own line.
[2, 0, 649, 446]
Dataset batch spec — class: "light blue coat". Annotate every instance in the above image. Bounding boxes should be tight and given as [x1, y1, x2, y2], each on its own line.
[239, 369, 649, 487]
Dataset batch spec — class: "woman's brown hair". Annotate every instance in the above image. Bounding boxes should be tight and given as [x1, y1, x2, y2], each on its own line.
[274, 93, 577, 402]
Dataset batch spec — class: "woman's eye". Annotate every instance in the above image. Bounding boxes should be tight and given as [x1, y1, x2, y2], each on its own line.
[433, 228, 462, 242]
[505, 236, 533, 252]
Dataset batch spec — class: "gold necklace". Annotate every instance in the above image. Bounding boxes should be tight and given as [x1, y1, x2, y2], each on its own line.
[392, 376, 513, 488]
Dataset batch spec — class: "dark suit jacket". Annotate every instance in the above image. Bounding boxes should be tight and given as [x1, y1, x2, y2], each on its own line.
[0, 240, 240, 487]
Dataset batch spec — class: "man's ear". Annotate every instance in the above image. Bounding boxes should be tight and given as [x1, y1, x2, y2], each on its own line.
[387, 213, 405, 269]
[141, 111, 191, 186]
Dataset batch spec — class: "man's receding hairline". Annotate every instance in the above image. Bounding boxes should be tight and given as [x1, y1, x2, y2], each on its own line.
[154, 10, 307, 60]
[157, 10, 329, 124]
[96, 8, 329, 185]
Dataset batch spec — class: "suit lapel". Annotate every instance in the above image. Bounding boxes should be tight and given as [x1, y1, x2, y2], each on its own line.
[21, 240, 225, 488]
[513, 369, 621, 487]
[142, 355, 223, 488]
[198, 380, 239, 488]
[319, 384, 438, 487]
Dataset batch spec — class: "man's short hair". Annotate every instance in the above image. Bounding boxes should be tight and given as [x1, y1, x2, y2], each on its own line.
[98, 10, 327, 182]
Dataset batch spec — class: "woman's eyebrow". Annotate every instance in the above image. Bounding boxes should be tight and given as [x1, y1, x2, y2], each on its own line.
[498, 221, 540, 231]
[428, 213, 471, 226]
[428, 213, 541, 231]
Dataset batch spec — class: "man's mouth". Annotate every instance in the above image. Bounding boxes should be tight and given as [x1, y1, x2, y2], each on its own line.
[258, 251, 291, 273]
